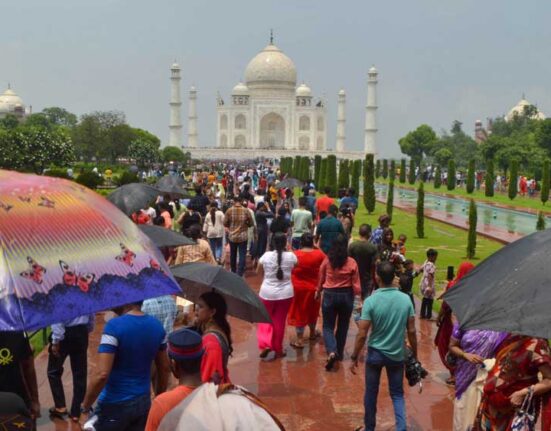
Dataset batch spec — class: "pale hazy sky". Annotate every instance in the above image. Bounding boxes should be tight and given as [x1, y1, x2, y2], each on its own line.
[3, 0, 551, 157]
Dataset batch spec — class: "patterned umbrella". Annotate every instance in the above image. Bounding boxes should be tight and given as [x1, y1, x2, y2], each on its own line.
[0, 170, 182, 331]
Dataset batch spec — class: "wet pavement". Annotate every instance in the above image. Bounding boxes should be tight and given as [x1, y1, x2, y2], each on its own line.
[35, 270, 454, 431]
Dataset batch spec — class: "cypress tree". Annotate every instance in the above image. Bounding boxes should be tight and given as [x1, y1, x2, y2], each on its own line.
[408, 159, 416, 185]
[541, 160, 550, 205]
[314, 155, 322, 188]
[386, 179, 394, 218]
[300, 156, 310, 182]
[326, 155, 337, 196]
[364, 154, 376, 214]
[485, 159, 494, 197]
[508, 159, 518, 200]
[434, 165, 442, 189]
[399, 158, 406, 183]
[536, 211, 546, 231]
[351, 159, 361, 194]
[375, 159, 381, 178]
[447, 159, 456, 191]
[319, 158, 327, 190]
[389, 160, 396, 181]
[466, 198, 477, 259]
[293, 155, 301, 178]
[338, 159, 350, 189]
[382, 159, 388, 179]
[416, 181, 425, 238]
[466, 159, 475, 194]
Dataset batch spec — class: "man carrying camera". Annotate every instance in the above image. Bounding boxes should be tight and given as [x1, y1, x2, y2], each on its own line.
[350, 261, 418, 431]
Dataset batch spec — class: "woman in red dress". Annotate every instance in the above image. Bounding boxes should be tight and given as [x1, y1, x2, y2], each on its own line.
[288, 233, 326, 349]
[434, 261, 474, 384]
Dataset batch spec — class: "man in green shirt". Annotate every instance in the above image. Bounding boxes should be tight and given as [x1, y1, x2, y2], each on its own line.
[350, 261, 417, 431]
[290, 197, 313, 250]
[315, 205, 344, 254]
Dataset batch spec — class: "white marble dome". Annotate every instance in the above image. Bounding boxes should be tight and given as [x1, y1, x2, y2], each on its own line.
[232, 82, 250, 96]
[296, 83, 312, 97]
[506, 97, 545, 121]
[0, 87, 24, 113]
[245, 43, 297, 87]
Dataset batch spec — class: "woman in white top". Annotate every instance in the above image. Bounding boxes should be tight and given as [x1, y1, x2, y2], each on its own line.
[256, 232, 297, 360]
[202, 202, 225, 264]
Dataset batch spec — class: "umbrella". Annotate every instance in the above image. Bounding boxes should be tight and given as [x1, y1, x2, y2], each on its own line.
[275, 178, 304, 189]
[156, 176, 192, 197]
[170, 262, 271, 323]
[138, 225, 195, 248]
[0, 170, 181, 331]
[444, 229, 551, 339]
[107, 183, 160, 215]
[157, 175, 185, 187]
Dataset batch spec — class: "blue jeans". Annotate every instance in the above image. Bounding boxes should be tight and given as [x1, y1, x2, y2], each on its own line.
[95, 393, 151, 431]
[364, 348, 406, 431]
[321, 288, 354, 359]
[229, 240, 247, 276]
[208, 237, 223, 261]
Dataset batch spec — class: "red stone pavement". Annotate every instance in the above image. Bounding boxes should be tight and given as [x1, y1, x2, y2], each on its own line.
[34, 270, 455, 431]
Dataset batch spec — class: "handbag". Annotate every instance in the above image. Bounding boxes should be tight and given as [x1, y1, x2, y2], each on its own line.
[511, 386, 536, 431]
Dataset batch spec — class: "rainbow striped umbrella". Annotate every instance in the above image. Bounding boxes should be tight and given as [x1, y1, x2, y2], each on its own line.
[0, 169, 182, 331]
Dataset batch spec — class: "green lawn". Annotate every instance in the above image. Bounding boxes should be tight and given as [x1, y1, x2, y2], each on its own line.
[376, 178, 551, 214]
[353, 201, 504, 310]
[29, 327, 51, 356]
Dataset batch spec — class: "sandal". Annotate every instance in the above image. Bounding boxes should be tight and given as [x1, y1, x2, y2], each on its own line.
[49, 407, 68, 419]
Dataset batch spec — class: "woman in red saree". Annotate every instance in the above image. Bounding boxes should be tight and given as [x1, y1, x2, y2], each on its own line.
[475, 335, 551, 430]
[434, 261, 474, 384]
[288, 233, 325, 348]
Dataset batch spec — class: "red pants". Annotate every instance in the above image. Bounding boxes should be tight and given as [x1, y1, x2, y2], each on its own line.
[257, 297, 293, 355]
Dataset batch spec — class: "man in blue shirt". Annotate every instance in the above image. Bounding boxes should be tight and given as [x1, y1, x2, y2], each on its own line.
[79, 301, 170, 430]
[315, 205, 344, 254]
[350, 261, 418, 431]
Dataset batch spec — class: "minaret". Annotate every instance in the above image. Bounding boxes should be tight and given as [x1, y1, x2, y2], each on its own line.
[188, 86, 198, 148]
[168, 62, 182, 148]
[336, 89, 346, 153]
[364, 66, 378, 154]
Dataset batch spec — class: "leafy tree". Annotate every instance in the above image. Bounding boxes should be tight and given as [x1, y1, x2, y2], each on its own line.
[541, 160, 550, 205]
[129, 138, 159, 168]
[416, 181, 425, 238]
[447, 159, 456, 191]
[0, 114, 20, 130]
[466, 199, 477, 259]
[382, 159, 388, 179]
[389, 159, 396, 181]
[161, 146, 187, 164]
[41, 107, 78, 127]
[408, 159, 416, 185]
[485, 159, 494, 197]
[319, 158, 327, 190]
[398, 124, 437, 166]
[314, 155, 322, 187]
[399, 159, 406, 183]
[466, 159, 475, 194]
[338, 159, 350, 188]
[386, 179, 394, 218]
[430, 121, 477, 169]
[536, 211, 546, 231]
[24, 113, 54, 129]
[375, 159, 381, 178]
[114, 171, 139, 186]
[326, 155, 337, 196]
[508, 159, 518, 200]
[434, 165, 442, 188]
[364, 154, 376, 214]
[351, 159, 361, 193]
[535, 119, 551, 157]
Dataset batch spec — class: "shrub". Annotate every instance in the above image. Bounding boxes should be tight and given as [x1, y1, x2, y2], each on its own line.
[466, 159, 475, 194]
[541, 160, 549, 205]
[536, 211, 546, 231]
[434, 165, 442, 189]
[508, 159, 518, 200]
[416, 182, 425, 238]
[386, 179, 394, 218]
[115, 171, 139, 186]
[76, 171, 104, 189]
[466, 199, 477, 259]
[364, 154, 376, 214]
[399, 159, 406, 183]
[382, 159, 388, 179]
[485, 159, 494, 197]
[447, 160, 456, 191]
[408, 159, 416, 185]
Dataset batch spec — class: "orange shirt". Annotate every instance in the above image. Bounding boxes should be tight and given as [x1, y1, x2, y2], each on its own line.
[315, 195, 334, 217]
[145, 385, 196, 431]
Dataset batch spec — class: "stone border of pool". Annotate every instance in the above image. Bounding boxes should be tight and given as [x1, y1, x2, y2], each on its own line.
[376, 197, 523, 244]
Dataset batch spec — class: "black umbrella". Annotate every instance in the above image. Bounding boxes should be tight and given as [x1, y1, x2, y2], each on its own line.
[107, 183, 160, 216]
[138, 225, 195, 248]
[157, 175, 185, 187]
[275, 177, 304, 189]
[170, 262, 271, 323]
[156, 184, 192, 197]
[444, 229, 551, 339]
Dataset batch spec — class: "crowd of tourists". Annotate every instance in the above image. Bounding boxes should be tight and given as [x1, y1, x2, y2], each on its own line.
[1, 162, 551, 431]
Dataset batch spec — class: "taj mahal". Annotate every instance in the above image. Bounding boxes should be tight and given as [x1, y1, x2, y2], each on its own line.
[166, 35, 378, 160]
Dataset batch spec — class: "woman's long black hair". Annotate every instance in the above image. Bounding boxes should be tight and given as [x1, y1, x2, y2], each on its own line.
[200, 291, 233, 355]
[272, 231, 287, 280]
[327, 233, 348, 269]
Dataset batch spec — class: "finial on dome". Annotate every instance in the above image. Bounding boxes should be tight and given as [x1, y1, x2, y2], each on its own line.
[270, 29, 274, 45]
[522, 92, 526, 100]
[7, 83, 11, 90]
